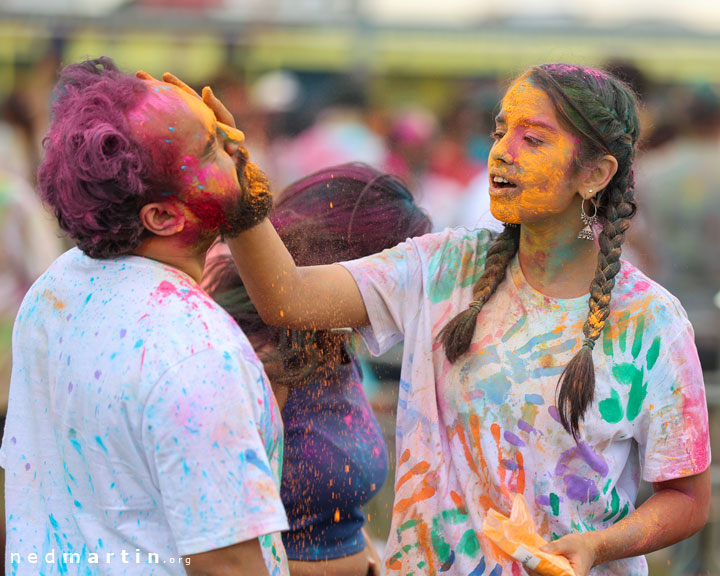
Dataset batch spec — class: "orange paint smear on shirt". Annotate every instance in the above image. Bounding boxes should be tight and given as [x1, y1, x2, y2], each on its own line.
[43, 290, 66, 311]
[393, 482, 436, 513]
[416, 518, 437, 576]
[450, 490, 466, 510]
[455, 424, 481, 476]
[396, 461, 431, 491]
[491, 422, 511, 499]
[469, 413, 489, 472]
[515, 451, 525, 494]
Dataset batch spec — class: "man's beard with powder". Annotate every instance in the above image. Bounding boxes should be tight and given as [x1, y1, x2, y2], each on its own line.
[184, 146, 273, 238]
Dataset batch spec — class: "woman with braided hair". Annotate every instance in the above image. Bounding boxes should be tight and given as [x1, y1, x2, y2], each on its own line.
[219, 63, 711, 575]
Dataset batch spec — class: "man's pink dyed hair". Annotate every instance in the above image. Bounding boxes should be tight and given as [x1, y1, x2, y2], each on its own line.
[38, 56, 161, 258]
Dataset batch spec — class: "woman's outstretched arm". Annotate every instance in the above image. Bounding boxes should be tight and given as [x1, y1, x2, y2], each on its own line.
[226, 220, 369, 330]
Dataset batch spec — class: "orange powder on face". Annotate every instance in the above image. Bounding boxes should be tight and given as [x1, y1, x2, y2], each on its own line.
[488, 80, 580, 225]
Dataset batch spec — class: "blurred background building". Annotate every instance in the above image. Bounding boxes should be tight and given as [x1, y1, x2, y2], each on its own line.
[1, 1, 720, 574]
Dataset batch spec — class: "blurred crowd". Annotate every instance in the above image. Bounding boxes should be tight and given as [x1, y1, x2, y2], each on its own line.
[1, 56, 720, 575]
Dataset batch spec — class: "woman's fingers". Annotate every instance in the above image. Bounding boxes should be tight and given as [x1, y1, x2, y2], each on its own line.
[136, 70, 157, 81]
[202, 86, 236, 128]
[161, 72, 202, 100]
[138, 71, 243, 152]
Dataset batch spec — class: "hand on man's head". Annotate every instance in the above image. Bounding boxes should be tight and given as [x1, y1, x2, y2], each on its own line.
[136, 70, 244, 156]
[135, 69, 273, 237]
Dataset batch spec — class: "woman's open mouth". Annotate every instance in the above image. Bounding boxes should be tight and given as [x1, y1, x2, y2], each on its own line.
[489, 174, 518, 196]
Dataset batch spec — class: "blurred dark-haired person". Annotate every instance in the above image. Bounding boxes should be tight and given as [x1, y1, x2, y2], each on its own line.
[202, 163, 431, 576]
[0, 57, 289, 575]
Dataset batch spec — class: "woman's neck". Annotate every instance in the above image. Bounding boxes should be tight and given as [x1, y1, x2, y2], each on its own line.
[517, 215, 600, 299]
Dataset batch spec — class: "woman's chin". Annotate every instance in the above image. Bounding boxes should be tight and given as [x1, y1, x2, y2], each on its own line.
[489, 204, 520, 225]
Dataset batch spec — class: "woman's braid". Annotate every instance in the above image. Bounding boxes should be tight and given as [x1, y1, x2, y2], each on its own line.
[557, 165, 637, 438]
[550, 65, 640, 439]
[439, 225, 520, 362]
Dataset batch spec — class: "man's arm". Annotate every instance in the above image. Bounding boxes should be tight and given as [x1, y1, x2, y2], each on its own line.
[541, 468, 711, 575]
[185, 539, 269, 576]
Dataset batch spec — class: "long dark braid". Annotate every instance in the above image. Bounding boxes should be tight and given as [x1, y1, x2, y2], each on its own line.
[558, 165, 637, 438]
[440, 63, 641, 440]
[439, 225, 520, 362]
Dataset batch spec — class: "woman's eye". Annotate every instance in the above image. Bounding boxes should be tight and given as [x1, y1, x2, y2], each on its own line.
[491, 130, 505, 140]
[524, 135, 543, 146]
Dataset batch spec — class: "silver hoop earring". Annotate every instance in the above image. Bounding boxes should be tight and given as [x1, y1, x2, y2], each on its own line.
[578, 195, 598, 241]
[503, 222, 519, 229]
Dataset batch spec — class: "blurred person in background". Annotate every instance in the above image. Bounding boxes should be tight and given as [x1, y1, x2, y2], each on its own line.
[382, 103, 502, 232]
[633, 85, 720, 576]
[272, 76, 386, 188]
[383, 105, 438, 191]
[634, 84, 720, 373]
[202, 163, 432, 576]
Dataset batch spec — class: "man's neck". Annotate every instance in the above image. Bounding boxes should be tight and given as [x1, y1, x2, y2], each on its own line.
[133, 236, 210, 284]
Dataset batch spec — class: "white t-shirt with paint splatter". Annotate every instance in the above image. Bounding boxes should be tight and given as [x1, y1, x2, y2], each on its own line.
[0, 248, 289, 575]
[340, 227, 710, 576]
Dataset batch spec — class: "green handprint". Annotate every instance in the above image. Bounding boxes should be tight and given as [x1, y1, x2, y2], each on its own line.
[598, 314, 661, 424]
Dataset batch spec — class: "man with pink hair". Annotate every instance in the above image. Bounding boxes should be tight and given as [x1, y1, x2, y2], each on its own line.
[0, 57, 288, 575]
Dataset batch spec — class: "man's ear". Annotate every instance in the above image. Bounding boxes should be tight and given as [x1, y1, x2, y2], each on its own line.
[579, 154, 619, 200]
[139, 201, 186, 236]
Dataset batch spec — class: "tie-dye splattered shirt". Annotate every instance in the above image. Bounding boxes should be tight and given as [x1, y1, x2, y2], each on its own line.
[0, 248, 289, 575]
[339, 227, 710, 576]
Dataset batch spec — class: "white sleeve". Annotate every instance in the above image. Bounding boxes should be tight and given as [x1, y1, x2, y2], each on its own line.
[635, 322, 711, 482]
[142, 348, 288, 556]
[338, 238, 425, 356]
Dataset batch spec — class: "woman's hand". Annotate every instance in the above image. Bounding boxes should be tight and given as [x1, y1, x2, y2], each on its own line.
[135, 70, 244, 155]
[539, 532, 597, 576]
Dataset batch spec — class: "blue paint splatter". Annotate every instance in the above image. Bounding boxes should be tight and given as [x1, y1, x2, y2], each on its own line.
[469, 557, 486, 576]
[245, 449, 272, 477]
[95, 436, 108, 455]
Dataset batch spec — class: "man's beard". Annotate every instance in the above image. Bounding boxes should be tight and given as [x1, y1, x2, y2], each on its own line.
[185, 146, 273, 238]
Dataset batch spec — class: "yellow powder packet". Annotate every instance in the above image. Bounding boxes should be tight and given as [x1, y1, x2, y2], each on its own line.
[482, 494, 576, 576]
